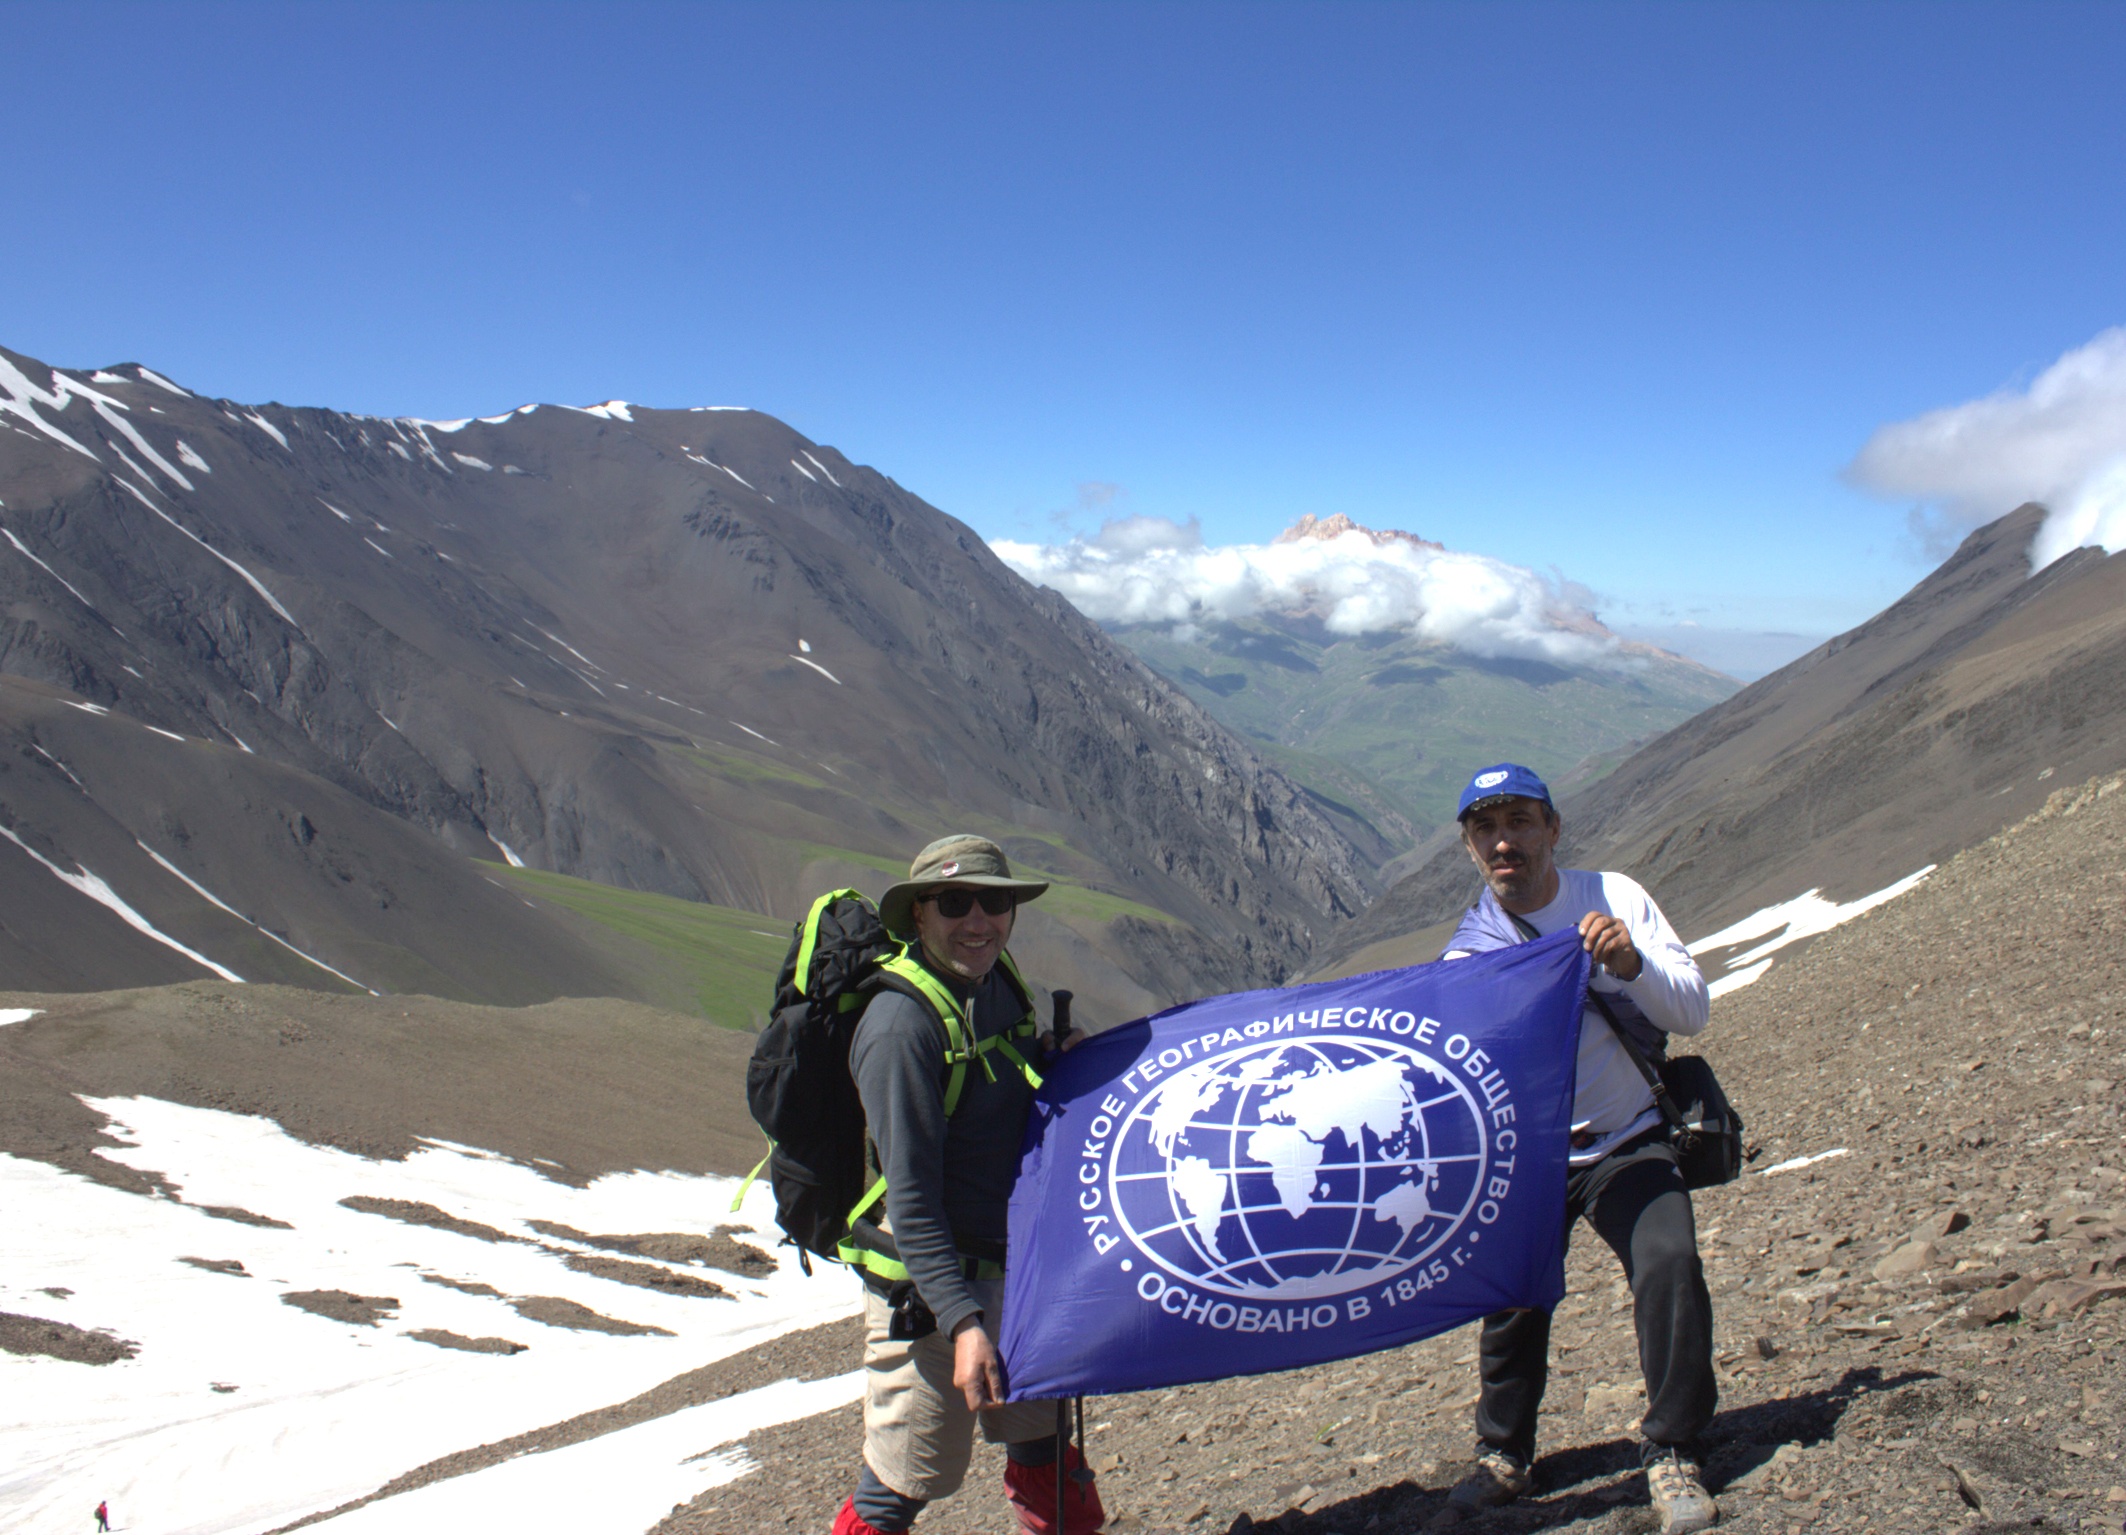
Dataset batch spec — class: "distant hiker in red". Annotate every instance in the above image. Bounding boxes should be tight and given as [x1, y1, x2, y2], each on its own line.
[95, 1502, 111, 1533]
[832, 835, 1108, 1535]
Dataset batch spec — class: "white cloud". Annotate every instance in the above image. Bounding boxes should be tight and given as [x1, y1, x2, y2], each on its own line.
[991, 518, 1617, 664]
[1847, 326, 2126, 567]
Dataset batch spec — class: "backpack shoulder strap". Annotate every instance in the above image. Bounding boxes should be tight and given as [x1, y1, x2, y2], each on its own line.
[873, 947, 982, 1118]
[874, 948, 1044, 1107]
[790, 887, 868, 996]
[838, 947, 1032, 1285]
[1505, 910, 1687, 1132]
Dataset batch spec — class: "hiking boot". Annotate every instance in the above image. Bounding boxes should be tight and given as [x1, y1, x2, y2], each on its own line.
[1644, 1447, 1718, 1533]
[1446, 1450, 1532, 1509]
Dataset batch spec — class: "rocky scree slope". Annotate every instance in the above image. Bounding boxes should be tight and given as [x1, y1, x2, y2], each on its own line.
[673, 772, 2125, 1535]
[1326, 504, 2126, 972]
[0, 346, 1372, 1011]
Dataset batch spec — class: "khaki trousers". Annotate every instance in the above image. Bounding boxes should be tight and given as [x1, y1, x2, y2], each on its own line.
[861, 1277, 1057, 1502]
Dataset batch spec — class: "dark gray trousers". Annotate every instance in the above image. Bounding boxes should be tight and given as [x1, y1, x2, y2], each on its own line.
[1473, 1130, 1716, 1466]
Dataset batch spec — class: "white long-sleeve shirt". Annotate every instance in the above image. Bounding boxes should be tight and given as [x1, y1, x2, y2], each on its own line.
[1444, 868, 1709, 1165]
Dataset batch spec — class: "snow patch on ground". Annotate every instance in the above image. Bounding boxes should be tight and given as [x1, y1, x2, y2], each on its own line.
[31, 744, 88, 792]
[801, 451, 841, 487]
[115, 479, 299, 628]
[135, 843, 375, 994]
[488, 835, 526, 869]
[0, 826, 244, 982]
[1757, 1148, 1851, 1177]
[308, 1372, 859, 1534]
[0, 1098, 861, 1535]
[789, 458, 817, 482]
[242, 411, 290, 451]
[95, 400, 196, 490]
[1, 525, 109, 622]
[537, 629, 603, 673]
[0, 1008, 42, 1027]
[1706, 959, 1772, 1000]
[572, 401, 635, 422]
[0, 353, 106, 460]
[1688, 866, 1937, 996]
[789, 655, 842, 685]
[176, 440, 212, 474]
[135, 366, 191, 397]
[451, 453, 493, 471]
[107, 439, 164, 488]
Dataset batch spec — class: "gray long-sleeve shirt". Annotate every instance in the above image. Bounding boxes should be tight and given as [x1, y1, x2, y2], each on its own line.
[849, 960, 1035, 1337]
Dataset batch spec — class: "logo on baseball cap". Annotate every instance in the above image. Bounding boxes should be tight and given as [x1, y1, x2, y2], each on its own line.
[1456, 763, 1553, 821]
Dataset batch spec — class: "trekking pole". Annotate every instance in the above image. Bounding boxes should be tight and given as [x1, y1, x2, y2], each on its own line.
[1052, 986, 1076, 1535]
[1056, 1397, 1069, 1534]
[1072, 1394, 1094, 1510]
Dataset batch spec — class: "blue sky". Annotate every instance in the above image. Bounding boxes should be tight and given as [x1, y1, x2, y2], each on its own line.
[11, 1, 2126, 676]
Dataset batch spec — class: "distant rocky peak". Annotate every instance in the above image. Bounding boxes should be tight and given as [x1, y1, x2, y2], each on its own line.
[1274, 512, 1444, 553]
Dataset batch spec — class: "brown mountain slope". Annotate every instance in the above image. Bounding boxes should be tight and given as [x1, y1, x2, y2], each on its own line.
[1, 345, 1375, 1019]
[0, 673, 670, 1003]
[1319, 504, 2126, 972]
[0, 982, 765, 1199]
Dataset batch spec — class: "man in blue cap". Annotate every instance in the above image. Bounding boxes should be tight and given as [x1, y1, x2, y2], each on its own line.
[1437, 764, 1719, 1534]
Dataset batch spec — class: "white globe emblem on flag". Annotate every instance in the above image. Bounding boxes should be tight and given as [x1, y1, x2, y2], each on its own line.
[1108, 1038, 1488, 1300]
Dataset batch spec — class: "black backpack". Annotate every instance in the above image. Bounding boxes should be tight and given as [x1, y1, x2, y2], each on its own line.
[741, 888, 899, 1266]
[738, 887, 1047, 1275]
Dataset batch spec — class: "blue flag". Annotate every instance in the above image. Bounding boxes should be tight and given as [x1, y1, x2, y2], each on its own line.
[999, 930, 1590, 1400]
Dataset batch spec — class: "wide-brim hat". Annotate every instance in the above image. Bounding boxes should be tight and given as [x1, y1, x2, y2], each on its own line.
[878, 834, 1049, 937]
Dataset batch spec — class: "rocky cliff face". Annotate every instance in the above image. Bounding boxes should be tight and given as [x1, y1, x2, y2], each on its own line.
[0, 346, 1371, 1008]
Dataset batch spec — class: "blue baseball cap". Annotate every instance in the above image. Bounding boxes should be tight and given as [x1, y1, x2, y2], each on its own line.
[1455, 763, 1553, 820]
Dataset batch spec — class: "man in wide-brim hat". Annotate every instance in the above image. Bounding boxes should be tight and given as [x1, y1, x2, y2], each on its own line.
[834, 835, 1108, 1535]
[874, 833, 1050, 959]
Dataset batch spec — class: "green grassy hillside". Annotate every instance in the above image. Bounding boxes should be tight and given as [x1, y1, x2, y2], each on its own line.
[1113, 617, 1738, 832]
[493, 867, 790, 1029]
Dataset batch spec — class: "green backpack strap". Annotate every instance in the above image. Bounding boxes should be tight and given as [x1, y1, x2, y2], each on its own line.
[791, 887, 869, 995]
[834, 946, 1040, 1278]
[874, 948, 979, 1109]
[730, 1140, 773, 1214]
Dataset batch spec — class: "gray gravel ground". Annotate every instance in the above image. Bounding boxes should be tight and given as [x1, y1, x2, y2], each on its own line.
[658, 774, 2126, 1534]
[8, 776, 2120, 1535]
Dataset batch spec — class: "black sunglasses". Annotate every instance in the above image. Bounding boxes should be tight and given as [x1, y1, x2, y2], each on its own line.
[919, 888, 1018, 919]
